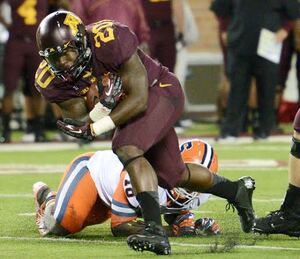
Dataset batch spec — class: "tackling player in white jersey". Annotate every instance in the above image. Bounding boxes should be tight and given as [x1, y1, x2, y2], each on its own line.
[34, 139, 220, 237]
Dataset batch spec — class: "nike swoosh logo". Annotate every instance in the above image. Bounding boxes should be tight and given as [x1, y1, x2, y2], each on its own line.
[71, 129, 83, 134]
[105, 81, 113, 96]
[66, 125, 82, 134]
[159, 83, 172, 88]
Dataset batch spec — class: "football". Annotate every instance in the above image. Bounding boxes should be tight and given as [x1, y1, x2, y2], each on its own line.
[85, 84, 100, 111]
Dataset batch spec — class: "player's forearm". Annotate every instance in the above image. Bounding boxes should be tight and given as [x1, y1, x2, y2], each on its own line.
[57, 98, 90, 122]
[109, 91, 147, 126]
[109, 52, 148, 126]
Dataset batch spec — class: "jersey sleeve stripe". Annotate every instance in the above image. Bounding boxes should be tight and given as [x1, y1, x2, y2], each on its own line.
[54, 162, 89, 223]
[112, 199, 134, 208]
[111, 208, 137, 217]
[58, 156, 90, 192]
[112, 199, 137, 216]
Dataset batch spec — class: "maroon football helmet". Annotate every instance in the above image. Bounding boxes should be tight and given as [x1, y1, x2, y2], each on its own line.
[36, 11, 91, 80]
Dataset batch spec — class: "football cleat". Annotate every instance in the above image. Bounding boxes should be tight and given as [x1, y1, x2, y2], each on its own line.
[253, 210, 300, 237]
[33, 182, 56, 236]
[227, 176, 256, 233]
[33, 182, 51, 210]
[195, 218, 220, 236]
[127, 221, 171, 255]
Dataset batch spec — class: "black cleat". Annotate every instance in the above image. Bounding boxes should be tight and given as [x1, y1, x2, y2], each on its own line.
[127, 222, 171, 255]
[228, 176, 256, 233]
[253, 210, 300, 237]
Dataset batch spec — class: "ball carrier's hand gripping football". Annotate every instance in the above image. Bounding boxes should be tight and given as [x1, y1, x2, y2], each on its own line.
[57, 115, 116, 140]
[89, 73, 122, 122]
[57, 118, 95, 141]
[57, 73, 121, 140]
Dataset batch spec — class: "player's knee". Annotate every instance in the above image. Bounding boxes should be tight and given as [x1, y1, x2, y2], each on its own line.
[179, 163, 213, 190]
[114, 145, 144, 164]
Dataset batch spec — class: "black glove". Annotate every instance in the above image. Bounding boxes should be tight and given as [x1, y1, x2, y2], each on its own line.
[56, 118, 94, 141]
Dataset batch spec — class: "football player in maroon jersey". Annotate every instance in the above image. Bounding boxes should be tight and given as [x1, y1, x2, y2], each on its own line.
[0, 0, 49, 143]
[35, 11, 255, 255]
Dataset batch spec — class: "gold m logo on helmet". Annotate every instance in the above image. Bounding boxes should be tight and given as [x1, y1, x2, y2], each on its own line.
[64, 14, 80, 36]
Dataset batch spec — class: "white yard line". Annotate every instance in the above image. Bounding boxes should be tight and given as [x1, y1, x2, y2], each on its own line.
[0, 164, 65, 174]
[0, 159, 288, 175]
[0, 193, 284, 204]
[0, 135, 292, 152]
[0, 193, 32, 198]
[0, 236, 300, 251]
[18, 213, 35, 216]
[0, 141, 112, 152]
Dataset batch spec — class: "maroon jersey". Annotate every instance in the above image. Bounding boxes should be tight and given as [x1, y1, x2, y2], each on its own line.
[35, 21, 168, 104]
[1, 0, 48, 39]
[69, 0, 150, 44]
[141, 0, 172, 24]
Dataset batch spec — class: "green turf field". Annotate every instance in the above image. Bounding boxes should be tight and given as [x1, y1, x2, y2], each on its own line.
[1, 137, 300, 258]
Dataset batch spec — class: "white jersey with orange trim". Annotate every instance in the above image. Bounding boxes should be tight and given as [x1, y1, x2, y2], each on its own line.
[36, 139, 219, 235]
[87, 150, 168, 218]
[87, 139, 218, 221]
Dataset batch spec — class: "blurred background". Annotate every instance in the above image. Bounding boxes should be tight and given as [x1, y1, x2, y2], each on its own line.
[0, 0, 299, 143]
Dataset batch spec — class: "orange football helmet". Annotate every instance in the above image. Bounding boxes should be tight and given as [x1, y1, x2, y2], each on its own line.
[180, 139, 218, 173]
[166, 139, 218, 210]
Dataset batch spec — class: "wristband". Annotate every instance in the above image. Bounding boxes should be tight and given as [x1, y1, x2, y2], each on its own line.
[89, 102, 111, 122]
[91, 116, 115, 136]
